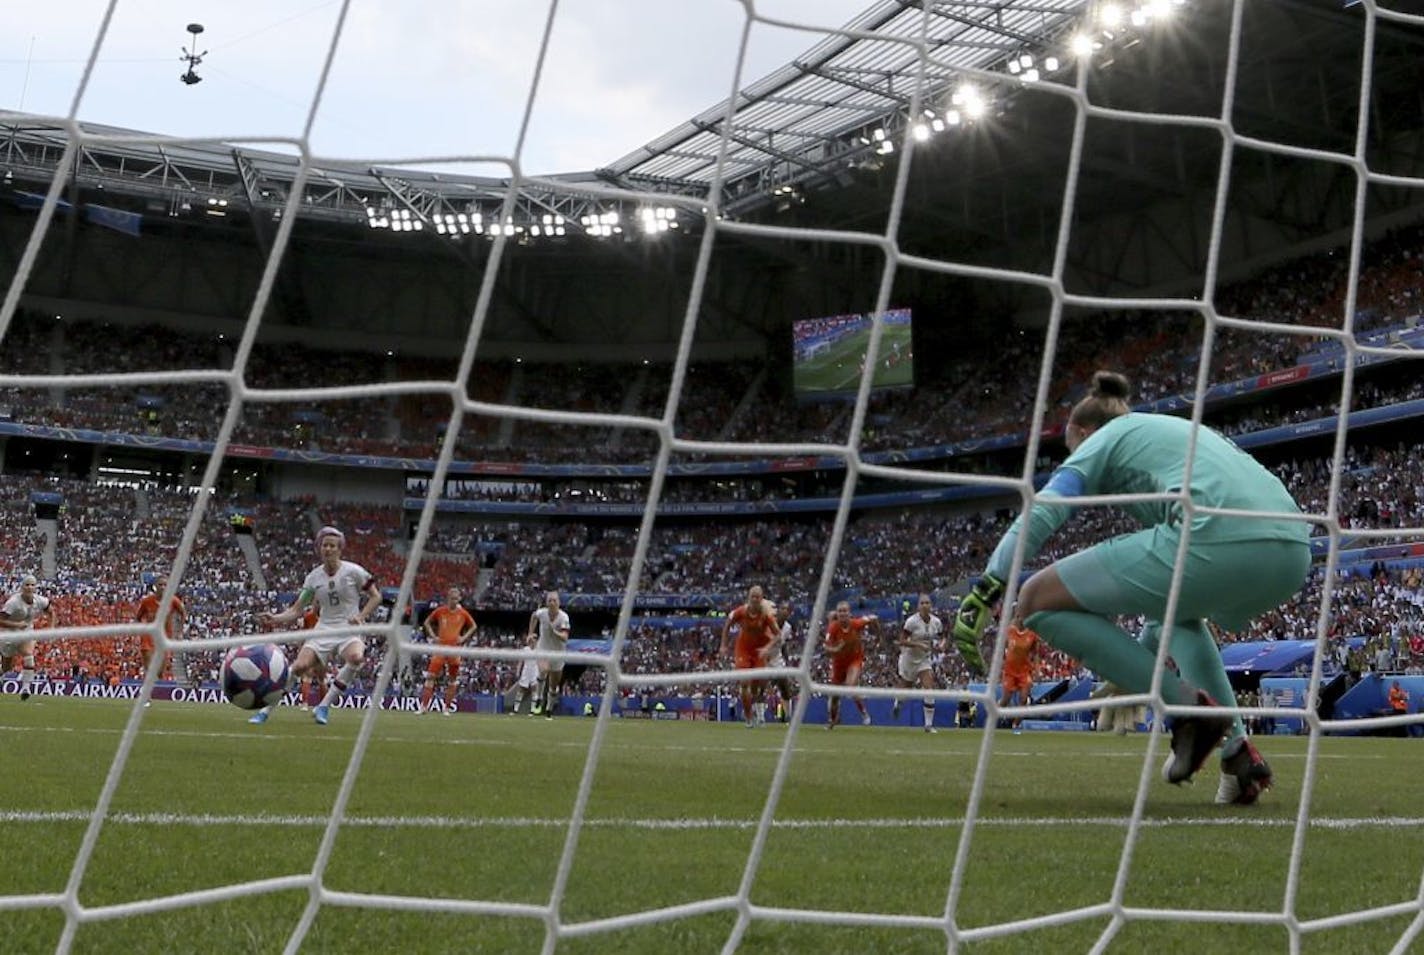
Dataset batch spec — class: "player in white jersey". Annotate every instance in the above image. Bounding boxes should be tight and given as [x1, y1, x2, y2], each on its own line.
[767, 604, 800, 721]
[527, 591, 571, 720]
[252, 526, 381, 725]
[892, 594, 944, 733]
[1, 575, 53, 701]
[508, 634, 541, 716]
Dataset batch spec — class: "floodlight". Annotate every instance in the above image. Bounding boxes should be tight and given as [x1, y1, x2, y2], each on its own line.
[960, 85, 987, 118]
[1045, 56, 1061, 71]
[872, 128, 887, 142]
[912, 123, 930, 142]
[1008, 59, 1022, 74]
[1070, 34, 1094, 56]
[1023, 68, 1040, 83]
[930, 118, 945, 132]
[877, 140, 894, 155]
[1019, 53, 1034, 68]
[1130, 8, 1147, 26]
[1100, 3, 1123, 26]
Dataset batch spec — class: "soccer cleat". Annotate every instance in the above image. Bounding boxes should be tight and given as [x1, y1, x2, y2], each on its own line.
[1161, 692, 1232, 786]
[861, 712, 871, 726]
[20, 691, 30, 701]
[531, 703, 543, 716]
[1215, 738, 1274, 806]
[924, 725, 938, 734]
[1012, 727, 1023, 735]
[247, 710, 269, 725]
[544, 711, 554, 721]
[442, 708, 453, 717]
[313, 704, 330, 726]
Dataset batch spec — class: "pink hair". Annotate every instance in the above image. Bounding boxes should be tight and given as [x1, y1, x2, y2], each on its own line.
[315, 526, 345, 555]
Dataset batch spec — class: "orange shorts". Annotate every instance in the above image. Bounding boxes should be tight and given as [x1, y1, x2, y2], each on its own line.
[426, 655, 460, 679]
[734, 639, 767, 672]
[830, 653, 864, 685]
[1002, 669, 1032, 695]
[140, 635, 156, 655]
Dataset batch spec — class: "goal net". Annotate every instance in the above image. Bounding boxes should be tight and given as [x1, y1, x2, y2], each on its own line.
[3, 0, 1424, 952]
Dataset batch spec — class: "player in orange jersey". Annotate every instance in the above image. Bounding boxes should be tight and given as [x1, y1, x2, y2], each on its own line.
[823, 601, 879, 728]
[134, 577, 185, 690]
[420, 586, 476, 715]
[719, 585, 780, 727]
[999, 624, 1041, 734]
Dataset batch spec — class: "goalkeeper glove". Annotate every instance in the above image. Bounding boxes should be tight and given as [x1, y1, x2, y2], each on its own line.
[952, 574, 1004, 678]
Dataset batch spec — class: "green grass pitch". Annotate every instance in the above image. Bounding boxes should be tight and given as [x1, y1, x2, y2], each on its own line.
[2, 697, 1421, 954]
[793, 322, 914, 394]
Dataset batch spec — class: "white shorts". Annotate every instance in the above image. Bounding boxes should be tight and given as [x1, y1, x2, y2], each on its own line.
[766, 650, 786, 669]
[517, 659, 540, 688]
[536, 639, 565, 673]
[302, 632, 362, 665]
[898, 649, 932, 684]
[1, 636, 33, 660]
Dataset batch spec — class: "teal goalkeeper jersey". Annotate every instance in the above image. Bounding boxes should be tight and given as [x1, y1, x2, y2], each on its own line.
[986, 412, 1308, 580]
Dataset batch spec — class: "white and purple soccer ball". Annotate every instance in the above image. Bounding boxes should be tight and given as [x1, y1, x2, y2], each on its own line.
[222, 644, 290, 710]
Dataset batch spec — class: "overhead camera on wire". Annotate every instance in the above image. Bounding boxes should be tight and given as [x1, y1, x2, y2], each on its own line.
[180, 23, 207, 86]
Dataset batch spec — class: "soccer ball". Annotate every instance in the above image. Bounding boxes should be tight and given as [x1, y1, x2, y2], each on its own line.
[222, 644, 290, 710]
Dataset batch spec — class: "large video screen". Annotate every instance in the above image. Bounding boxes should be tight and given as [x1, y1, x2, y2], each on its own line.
[791, 308, 914, 396]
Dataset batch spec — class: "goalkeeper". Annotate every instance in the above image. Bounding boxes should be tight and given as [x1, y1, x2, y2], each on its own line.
[955, 370, 1310, 805]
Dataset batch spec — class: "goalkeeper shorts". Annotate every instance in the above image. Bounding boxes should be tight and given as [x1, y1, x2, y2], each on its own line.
[1055, 526, 1311, 631]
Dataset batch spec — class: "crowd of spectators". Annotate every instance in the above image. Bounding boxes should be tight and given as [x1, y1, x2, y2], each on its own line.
[1, 223, 1417, 467]
[2, 224, 1422, 698]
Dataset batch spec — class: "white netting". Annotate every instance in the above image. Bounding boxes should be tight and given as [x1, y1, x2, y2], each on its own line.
[3, 0, 1424, 952]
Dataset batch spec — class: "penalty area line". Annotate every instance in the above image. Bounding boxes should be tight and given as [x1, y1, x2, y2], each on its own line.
[5, 810, 1424, 831]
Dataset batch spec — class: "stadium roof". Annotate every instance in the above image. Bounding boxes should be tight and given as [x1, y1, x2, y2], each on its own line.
[601, 0, 1088, 209]
[0, 1, 1095, 229]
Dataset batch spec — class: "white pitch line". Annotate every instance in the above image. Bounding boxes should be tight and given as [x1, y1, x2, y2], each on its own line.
[5, 810, 1424, 831]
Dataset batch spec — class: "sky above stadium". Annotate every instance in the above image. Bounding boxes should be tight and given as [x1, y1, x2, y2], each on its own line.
[0, 0, 873, 176]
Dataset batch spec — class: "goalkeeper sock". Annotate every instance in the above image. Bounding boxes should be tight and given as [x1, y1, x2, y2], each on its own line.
[320, 663, 361, 707]
[20, 657, 36, 691]
[1139, 622, 1246, 745]
[1026, 611, 1195, 706]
